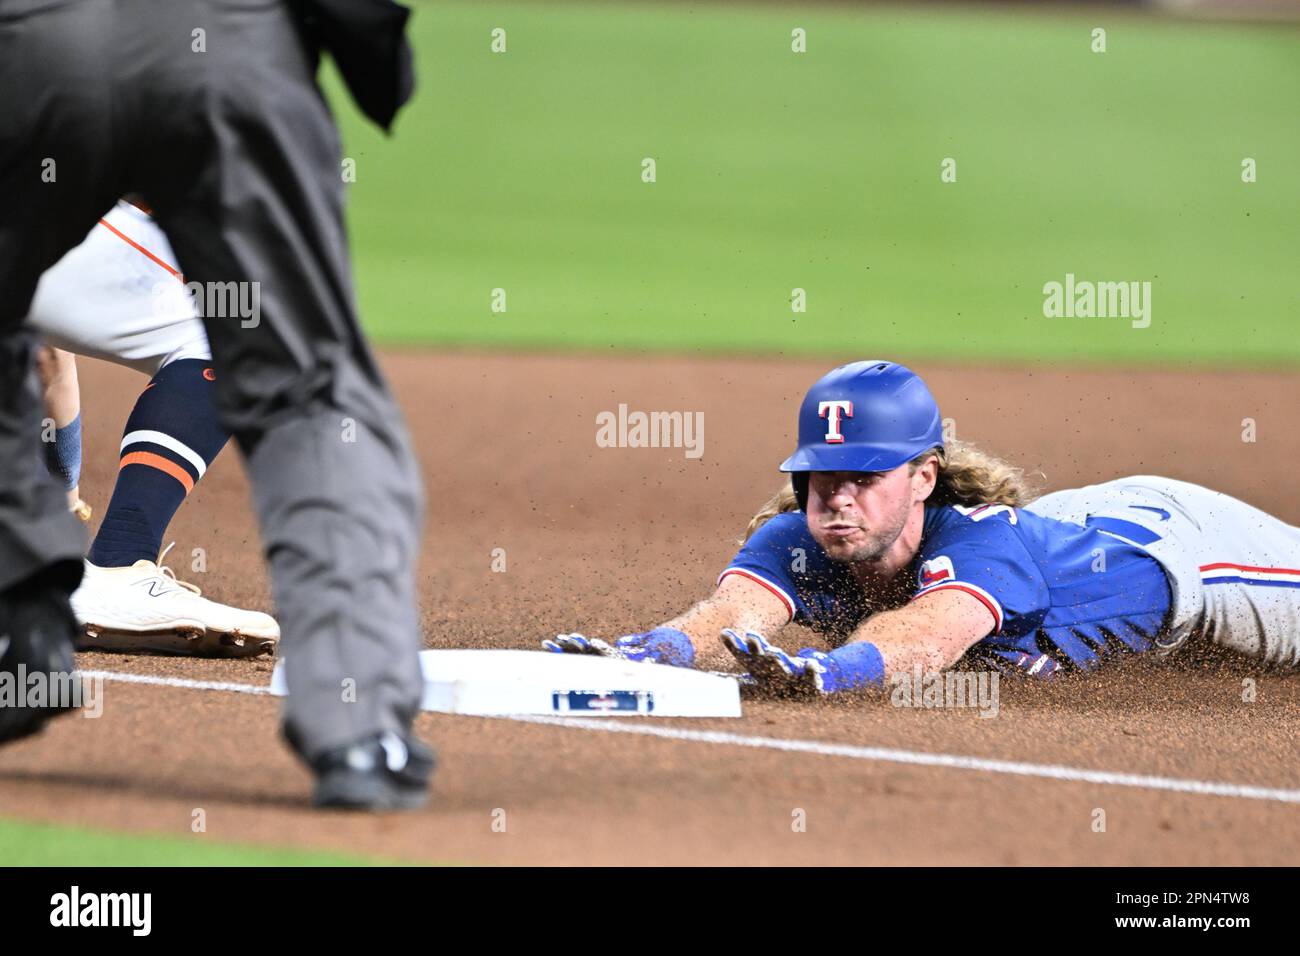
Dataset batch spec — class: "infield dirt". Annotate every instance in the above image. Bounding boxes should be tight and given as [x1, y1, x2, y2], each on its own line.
[1, 351, 1296, 865]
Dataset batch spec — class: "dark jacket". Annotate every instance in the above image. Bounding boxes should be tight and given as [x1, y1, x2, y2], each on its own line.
[292, 0, 415, 132]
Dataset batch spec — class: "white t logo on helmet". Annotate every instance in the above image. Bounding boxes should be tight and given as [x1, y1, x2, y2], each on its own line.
[818, 400, 853, 443]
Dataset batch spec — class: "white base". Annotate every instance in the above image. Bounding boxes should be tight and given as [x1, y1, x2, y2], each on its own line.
[269, 649, 742, 718]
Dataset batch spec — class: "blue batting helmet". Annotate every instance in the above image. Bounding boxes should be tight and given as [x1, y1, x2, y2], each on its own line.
[780, 361, 944, 509]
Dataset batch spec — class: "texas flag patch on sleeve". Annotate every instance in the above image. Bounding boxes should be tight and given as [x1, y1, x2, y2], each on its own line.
[917, 555, 955, 589]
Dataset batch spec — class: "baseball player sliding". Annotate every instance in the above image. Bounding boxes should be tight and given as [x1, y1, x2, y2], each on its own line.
[29, 198, 279, 657]
[547, 361, 1300, 693]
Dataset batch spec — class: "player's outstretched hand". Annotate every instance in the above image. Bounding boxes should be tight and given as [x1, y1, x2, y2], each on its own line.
[543, 633, 617, 657]
[542, 632, 657, 663]
[542, 628, 696, 667]
[719, 628, 829, 696]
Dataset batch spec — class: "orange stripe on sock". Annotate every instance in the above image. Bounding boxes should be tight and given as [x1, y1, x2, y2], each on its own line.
[119, 451, 194, 494]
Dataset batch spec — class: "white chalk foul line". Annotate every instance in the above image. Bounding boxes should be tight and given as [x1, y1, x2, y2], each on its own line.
[82, 669, 274, 696]
[505, 716, 1300, 805]
[84, 669, 1300, 805]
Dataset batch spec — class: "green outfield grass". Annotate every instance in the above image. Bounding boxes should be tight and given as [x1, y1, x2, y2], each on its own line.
[0, 817, 404, 866]
[327, 1, 1300, 366]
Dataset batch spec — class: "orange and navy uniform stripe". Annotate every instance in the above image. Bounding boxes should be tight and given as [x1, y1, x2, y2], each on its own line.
[118, 425, 212, 495]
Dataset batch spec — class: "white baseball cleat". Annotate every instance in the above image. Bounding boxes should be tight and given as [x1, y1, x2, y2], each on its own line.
[71, 545, 279, 658]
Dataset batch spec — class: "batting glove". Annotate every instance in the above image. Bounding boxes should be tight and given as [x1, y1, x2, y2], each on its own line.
[543, 633, 619, 657]
[542, 627, 695, 667]
[719, 628, 829, 695]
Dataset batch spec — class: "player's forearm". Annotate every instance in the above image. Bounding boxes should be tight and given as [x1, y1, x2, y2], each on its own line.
[843, 601, 984, 679]
[36, 346, 81, 427]
[661, 599, 748, 670]
[35, 346, 84, 502]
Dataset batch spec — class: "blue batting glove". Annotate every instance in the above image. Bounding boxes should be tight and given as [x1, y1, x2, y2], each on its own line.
[797, 644, 886, 694]
[795, 648, 835, 692]
[542, 633, 611, 655]
[719, 628, 828, 694]
[542, 627, 695, 667]
[718, 631, 885, 695]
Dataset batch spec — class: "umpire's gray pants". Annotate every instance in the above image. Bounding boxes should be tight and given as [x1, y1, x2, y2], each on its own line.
[0, 0, 426, 759]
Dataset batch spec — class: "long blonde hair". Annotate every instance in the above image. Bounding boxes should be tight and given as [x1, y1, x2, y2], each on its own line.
[743, 440, 1041, 541]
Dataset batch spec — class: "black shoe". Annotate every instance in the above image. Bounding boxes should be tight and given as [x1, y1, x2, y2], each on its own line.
[0, 581, 80, 745]
[310, 731, 436, 811]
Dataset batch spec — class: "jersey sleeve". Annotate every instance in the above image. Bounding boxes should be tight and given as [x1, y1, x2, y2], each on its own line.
[913, 507, 1050, 635]
[717, 513, 810, 624]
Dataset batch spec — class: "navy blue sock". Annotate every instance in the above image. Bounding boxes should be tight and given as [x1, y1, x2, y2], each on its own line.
[88, 359, 229, 568]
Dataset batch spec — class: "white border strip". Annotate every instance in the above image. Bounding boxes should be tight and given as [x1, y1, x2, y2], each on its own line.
[84, 669, 1300, 805]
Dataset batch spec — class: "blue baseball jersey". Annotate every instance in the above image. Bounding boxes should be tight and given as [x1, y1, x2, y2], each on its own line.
[720, 504, 1173, 675]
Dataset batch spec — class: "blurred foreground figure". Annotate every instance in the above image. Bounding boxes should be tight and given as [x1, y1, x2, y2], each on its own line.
[0, 0, 434, 810]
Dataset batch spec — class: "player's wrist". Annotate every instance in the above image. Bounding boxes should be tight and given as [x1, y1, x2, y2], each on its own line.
[42, 412, 83, 491]
[801, 641, 885, 693]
